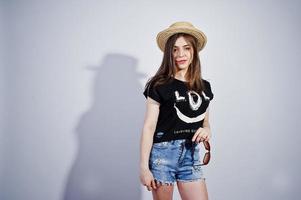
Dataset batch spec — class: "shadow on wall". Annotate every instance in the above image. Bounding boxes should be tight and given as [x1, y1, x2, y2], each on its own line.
[62, 53, 146, 200]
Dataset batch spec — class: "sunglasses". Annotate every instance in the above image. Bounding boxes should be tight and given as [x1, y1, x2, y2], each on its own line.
[200, 140, 211, 166]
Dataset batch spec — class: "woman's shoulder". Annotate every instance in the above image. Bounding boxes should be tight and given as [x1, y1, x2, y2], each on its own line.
[202, 78, 211, 84]
[143, 76, 172, 94]
[150, 77, 174, 87]
[201, 78, 214, 100]
[202, 78, 213, 88]
[143, 76, 175, 104]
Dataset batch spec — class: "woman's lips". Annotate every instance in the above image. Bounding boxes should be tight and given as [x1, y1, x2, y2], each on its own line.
[176, 60, 187, 64]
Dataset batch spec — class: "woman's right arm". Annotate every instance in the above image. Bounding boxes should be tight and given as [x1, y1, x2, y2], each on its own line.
[139, 97, 160, 190]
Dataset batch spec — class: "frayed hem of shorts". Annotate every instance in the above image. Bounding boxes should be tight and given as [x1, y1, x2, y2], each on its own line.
[154, 178, 175, 186]
[176, 177, 206, 183]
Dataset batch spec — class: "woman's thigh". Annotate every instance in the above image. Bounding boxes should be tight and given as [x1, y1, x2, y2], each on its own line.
[177, 179, 208, 200]
[152, 184, 174, 200]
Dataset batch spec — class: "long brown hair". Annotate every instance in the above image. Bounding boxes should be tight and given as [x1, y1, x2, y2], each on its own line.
[145, 33, 205, 94]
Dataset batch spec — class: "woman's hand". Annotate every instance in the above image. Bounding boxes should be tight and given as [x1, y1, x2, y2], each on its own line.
[139, 168, 157, 191]
[192, 127, 211, 143]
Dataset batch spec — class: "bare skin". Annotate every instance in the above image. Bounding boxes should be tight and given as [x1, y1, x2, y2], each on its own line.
[177, 180, 209, 200]
[151, 184, 174, 200]
[151, 179, 208, 200]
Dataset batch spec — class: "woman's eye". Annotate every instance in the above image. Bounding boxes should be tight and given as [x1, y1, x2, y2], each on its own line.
[185, 47, 190, 50]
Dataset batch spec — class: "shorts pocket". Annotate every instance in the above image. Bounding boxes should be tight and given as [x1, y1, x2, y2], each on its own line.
[152, 141, 170, 149]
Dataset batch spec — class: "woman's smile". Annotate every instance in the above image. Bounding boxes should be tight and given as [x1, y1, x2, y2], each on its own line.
[176, 60, 187, 65]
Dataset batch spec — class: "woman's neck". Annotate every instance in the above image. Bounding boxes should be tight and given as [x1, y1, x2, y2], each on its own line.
[174, 70, 187, 81]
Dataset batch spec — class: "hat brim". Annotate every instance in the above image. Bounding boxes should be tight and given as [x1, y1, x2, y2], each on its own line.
[156, 27, 207, 52]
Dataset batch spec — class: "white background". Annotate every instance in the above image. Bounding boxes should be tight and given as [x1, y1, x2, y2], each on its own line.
[1, 0, 301, 199]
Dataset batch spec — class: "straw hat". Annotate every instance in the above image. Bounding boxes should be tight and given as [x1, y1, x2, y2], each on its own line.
[156, 21, 207, 52]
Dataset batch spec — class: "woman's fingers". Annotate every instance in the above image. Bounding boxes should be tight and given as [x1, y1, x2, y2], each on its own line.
[145, 179, 158, 191]
[145, 181, 152, 191]
[205, 134, 210, 141]
[151, 179, 157, 190]
[192, 128, 202, 142]
[196, 134, 205, 143]
[193, 127, 211, 143]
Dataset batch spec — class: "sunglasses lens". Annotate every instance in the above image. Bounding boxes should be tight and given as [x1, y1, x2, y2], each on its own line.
[203, 141, 210, 151]
[203, 152, 211, 165]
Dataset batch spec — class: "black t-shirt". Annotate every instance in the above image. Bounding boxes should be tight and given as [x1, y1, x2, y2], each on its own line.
[143, 77, 214, 143]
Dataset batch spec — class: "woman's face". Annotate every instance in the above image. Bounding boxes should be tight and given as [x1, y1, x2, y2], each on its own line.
[172, 36, 194, 72]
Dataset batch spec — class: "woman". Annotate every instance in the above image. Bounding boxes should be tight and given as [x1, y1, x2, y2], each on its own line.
[139, 21, 214, 200]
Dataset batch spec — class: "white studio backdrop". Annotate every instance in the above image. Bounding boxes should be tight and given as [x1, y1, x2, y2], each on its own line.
[1, 0, 301, 200]
[0, 2, 5, 196]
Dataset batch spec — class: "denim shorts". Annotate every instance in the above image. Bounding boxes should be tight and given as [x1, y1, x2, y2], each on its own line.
[149, 139, 205, 185]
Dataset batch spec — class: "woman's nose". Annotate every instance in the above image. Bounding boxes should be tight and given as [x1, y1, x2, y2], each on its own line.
[178, 49, 185, 57]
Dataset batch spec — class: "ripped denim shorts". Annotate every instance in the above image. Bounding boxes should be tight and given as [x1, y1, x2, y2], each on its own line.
[149, 139, 205, 186]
